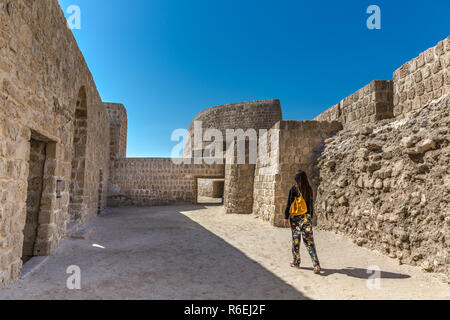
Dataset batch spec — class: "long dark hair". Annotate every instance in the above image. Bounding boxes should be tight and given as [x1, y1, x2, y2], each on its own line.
[294, 170, 313, 203]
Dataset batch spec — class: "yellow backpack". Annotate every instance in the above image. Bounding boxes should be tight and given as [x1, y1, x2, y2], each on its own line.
[289, 187, 308, 216]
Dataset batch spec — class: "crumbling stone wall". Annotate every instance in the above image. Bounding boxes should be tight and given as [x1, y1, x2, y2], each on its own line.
[313, 36, 449, 279]
[253, 120, 342, 226]
[315, 80, 393, 129]
[0, 0, 111, 288]
[316, 93, 449, 278]
[108, 158, 224, 206]
[393, 36, 450, 119]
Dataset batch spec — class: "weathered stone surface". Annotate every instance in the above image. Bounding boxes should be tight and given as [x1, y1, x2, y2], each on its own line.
[314, 80, 394, 129]
[0, 0, 110, 288]
[105, 103, 127, 161]
[316, 93, 450, 278]
[393, 37, 450, 118]
[253, 120, 342, 226]
[182, 99, 282, 215]
[1, 1, 448, 291]
[108, 158, 224, 206]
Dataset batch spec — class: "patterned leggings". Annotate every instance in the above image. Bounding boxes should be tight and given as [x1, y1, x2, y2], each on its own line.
[290, 214, 320, 268]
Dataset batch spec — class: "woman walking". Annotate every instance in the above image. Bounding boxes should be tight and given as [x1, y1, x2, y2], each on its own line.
[284, 170, 321, 274]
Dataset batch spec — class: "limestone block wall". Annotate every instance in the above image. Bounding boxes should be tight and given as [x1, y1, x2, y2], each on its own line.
[104, 103, 127, 208]
[0, 0, 110, 288]
[105, 103, 127, 160]
[252, 127, 281, 223]
[183, 99, 282, 215]
[315, 93, 450, 278]
[253, 120, 342, 226]
[108, 158, 224, 206]
[315, 80, 393, 129]
[393, 37, 450, 119]
[183, 99, 282, 158]
[224, 162, 256, 214]
[223, 138, 258, 214]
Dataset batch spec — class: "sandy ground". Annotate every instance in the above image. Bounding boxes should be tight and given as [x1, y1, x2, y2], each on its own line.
[197, 196, 223, 204]
[0, 204, 448, 300]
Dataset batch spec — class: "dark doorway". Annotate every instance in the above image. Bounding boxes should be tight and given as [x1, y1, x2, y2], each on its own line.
[22, 139, 47, 263]
[196, 178, 224, 204]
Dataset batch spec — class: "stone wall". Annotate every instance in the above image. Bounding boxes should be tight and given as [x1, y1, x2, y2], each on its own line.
[315, 93, 449, 279]
[183, 99, 282, 158]
[0, 0, 111, 288]
[183, 99, 282, 215]
[251, 127, 281, 223]
[315, 38, 450, 126]
[393, 37, 450, 119]
[108, 158, 224, 206]
[253, 120, 342, 226]
[312, 36, 450, 279]
[224, 160, 255, 214]
[315, 80, 393, 129]
[105, 103, 127, 160]
[1, 0, 447, 290]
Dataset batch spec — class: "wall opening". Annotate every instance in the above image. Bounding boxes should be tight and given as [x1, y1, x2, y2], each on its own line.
[69, 86, 88, 222]
[195, 177, 225, 205]
[22, 138, 46, 263]
[22, 132, 58, 261]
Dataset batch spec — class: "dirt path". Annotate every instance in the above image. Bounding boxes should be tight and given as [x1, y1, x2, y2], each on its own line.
[0, 205, 448, 300]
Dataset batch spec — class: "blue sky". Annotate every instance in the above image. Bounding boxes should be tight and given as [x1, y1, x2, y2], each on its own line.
[58, 0, 449, 157]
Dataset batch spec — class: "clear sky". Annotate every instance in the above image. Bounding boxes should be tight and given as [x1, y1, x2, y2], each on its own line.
[58, 0, 449, 157]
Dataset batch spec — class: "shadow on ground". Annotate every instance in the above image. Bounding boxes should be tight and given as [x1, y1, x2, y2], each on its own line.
[0, 205, 308, 300]
[300, 267, 411, 279]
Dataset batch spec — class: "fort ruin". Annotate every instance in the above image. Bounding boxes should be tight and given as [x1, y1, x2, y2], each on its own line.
[0, 0, 448, 288]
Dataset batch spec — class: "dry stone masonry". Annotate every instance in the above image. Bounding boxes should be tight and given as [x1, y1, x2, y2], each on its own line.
[314, 37, 449, 279]
[0, 0, 448, 289]
[316, 93, 450, 277]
